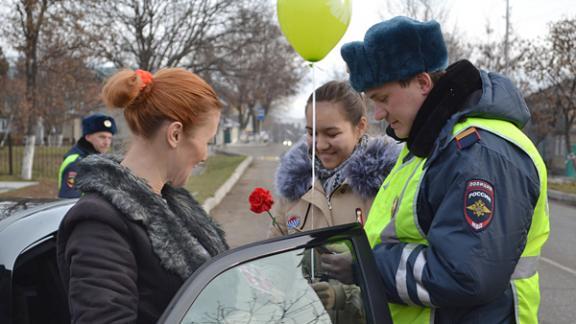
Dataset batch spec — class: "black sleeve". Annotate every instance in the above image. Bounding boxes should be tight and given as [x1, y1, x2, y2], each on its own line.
[64, 220, 138, 323]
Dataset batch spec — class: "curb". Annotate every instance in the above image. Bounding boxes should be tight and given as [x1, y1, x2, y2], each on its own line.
[202, 156, 254, 214]
[548, 189, 576, 206]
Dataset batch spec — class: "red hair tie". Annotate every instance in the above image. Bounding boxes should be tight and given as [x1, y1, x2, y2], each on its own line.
[135, 69, 153, 90]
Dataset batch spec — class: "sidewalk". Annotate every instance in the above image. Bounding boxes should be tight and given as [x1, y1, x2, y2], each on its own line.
[0, 181, 38, 193]
[209, 144, 285, 248]
[549, 176, 576, 206]
[209, 156, 279, 248]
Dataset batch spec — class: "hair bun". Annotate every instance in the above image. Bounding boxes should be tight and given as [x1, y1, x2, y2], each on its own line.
[101, 70, 143, 109]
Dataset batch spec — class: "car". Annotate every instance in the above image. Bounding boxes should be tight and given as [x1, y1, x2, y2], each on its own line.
[0, 200, 392, 323]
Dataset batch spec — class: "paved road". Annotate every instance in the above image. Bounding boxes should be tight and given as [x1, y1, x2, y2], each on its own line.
[540, 201, 576, 323]
[211, 143, 576, 322]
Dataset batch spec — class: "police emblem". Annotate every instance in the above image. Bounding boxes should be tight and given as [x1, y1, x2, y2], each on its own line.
[66, 171, 77, 188]
[287, 215, 301, 229]
[464, 179, 494, 232]
[104, 120, 112, 128]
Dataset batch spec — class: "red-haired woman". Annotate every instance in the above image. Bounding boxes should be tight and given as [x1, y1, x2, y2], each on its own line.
[57, 68, 228, 323]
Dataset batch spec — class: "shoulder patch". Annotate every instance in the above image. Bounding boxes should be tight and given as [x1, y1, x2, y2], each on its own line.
[464, 179, 494, 232]
[455, 127, 481, 150]
[66, 171, 77, 188]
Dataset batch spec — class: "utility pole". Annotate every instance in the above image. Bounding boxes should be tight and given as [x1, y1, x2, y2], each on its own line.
[504, 0, 510, 74]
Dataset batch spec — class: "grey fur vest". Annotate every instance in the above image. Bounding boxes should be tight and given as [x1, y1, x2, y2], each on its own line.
[276, 136, 402, 201]
[75, 154, 228, 279]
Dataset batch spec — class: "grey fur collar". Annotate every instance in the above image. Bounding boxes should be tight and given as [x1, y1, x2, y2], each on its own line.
[75, 154, 228, 279]
[276, 136, 401, 201]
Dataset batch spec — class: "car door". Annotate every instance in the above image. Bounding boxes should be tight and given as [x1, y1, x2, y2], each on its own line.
[0, 200, 74, 324]
[159, 223, 392, 324]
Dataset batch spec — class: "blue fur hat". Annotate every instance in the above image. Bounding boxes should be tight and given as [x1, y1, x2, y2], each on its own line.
[341, 16, 448, 92]
[82, 113, 117, 136]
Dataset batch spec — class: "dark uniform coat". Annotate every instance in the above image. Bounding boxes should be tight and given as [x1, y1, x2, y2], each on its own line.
[58, 138, 99, 198]
[371, 61, 544, 322]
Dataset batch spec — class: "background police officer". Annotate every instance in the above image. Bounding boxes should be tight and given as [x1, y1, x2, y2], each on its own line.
[58, 113, 117, 198]
[321, 16, 550, 323]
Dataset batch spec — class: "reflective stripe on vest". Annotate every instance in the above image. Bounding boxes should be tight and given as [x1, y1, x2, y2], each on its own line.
[58, 153, 80, 190]
[365, 117, 549, 324]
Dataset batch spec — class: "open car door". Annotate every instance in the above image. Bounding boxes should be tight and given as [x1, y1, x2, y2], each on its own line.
[159, 223, 392, 324]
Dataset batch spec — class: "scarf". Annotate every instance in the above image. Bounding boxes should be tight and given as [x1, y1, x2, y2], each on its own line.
[314, 135, 369, 197]
[75, 154, 229, 279]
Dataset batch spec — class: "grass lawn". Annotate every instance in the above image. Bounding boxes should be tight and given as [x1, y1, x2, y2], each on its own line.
[548, 181, 576, 194]
[186, 155, 246, 203]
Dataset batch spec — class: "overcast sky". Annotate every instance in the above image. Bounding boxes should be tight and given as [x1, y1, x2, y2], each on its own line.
[279, 0, 576, 121]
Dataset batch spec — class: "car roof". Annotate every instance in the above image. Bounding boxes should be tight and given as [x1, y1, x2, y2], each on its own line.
[0, 199, 76, 270]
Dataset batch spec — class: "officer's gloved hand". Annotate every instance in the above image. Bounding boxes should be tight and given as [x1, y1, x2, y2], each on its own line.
[311, 281, 346, 310]
[320, 252, 354, 284]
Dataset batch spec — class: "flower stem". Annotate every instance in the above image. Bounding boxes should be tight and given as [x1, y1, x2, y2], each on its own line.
[267, 211, 287, 235]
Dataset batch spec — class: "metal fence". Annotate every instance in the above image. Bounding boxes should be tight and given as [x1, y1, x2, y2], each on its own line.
[0, 135, 69, 179]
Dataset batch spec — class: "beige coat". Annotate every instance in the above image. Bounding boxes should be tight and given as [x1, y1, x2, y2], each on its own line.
[269, 181, 374, 237]
[269, 136, 399, 237]
[267, 137, 400, 323]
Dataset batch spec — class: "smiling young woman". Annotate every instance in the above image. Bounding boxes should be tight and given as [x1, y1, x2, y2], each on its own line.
[269, 80, 401, 323]
[271, 80, 401, 236]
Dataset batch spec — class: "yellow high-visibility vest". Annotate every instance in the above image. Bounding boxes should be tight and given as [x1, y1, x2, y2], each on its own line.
[365, 117, 549, 323]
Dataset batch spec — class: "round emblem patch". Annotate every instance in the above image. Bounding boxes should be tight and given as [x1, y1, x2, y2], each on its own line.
[104, 120, 112, 128]
[287, 215, 301, 229]
[464, 179, 494, 232]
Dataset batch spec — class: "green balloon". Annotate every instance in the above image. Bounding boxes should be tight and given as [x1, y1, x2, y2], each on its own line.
[277, 0, 352, 63]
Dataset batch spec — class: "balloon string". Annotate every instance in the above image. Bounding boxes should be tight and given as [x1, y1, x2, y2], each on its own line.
[310, 62, 316, 281]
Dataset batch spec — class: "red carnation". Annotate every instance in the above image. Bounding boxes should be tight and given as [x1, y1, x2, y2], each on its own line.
[249, 187, 274, 213]
[249, 187, 285, 235]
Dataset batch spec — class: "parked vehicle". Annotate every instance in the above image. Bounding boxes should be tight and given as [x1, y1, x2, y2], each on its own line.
[0, 200, 392, 323]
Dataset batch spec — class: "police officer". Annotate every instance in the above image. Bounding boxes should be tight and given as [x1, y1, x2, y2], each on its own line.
[330, 16, 550, 323]
[58, 113, 117, 198]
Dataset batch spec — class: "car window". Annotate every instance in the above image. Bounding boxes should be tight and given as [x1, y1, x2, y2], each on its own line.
[11, 238, 69, 324]
[181, 239, 367, 324]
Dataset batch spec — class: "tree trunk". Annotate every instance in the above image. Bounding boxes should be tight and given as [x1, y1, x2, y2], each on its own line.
[564, 114, 572, 157]
[21, 135, 36, 180]
[252, 114, 259, 134]
[237, 108, 244, 130]
[0, 114, 14, 147]
[238, 108, 252, 130]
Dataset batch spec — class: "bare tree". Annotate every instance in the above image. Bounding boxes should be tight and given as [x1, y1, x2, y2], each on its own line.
[384, 0, 447, 22]
[380, 0, 471, 63]
[525, 90, 558, 147]
[81, 0, 246, 71]
[4, 0, 53, 179]
[2, 0, 105, 177]
[0, 48, 8, 78]
[0, 47, 9, 114]
[472, 21, 529, 88]
[523, 18, 576, 155]
[36, 55, 102, 135]
[205, 1, 306, 132]
[34, 2, 102, 134]
[0, 47, 18, 147]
